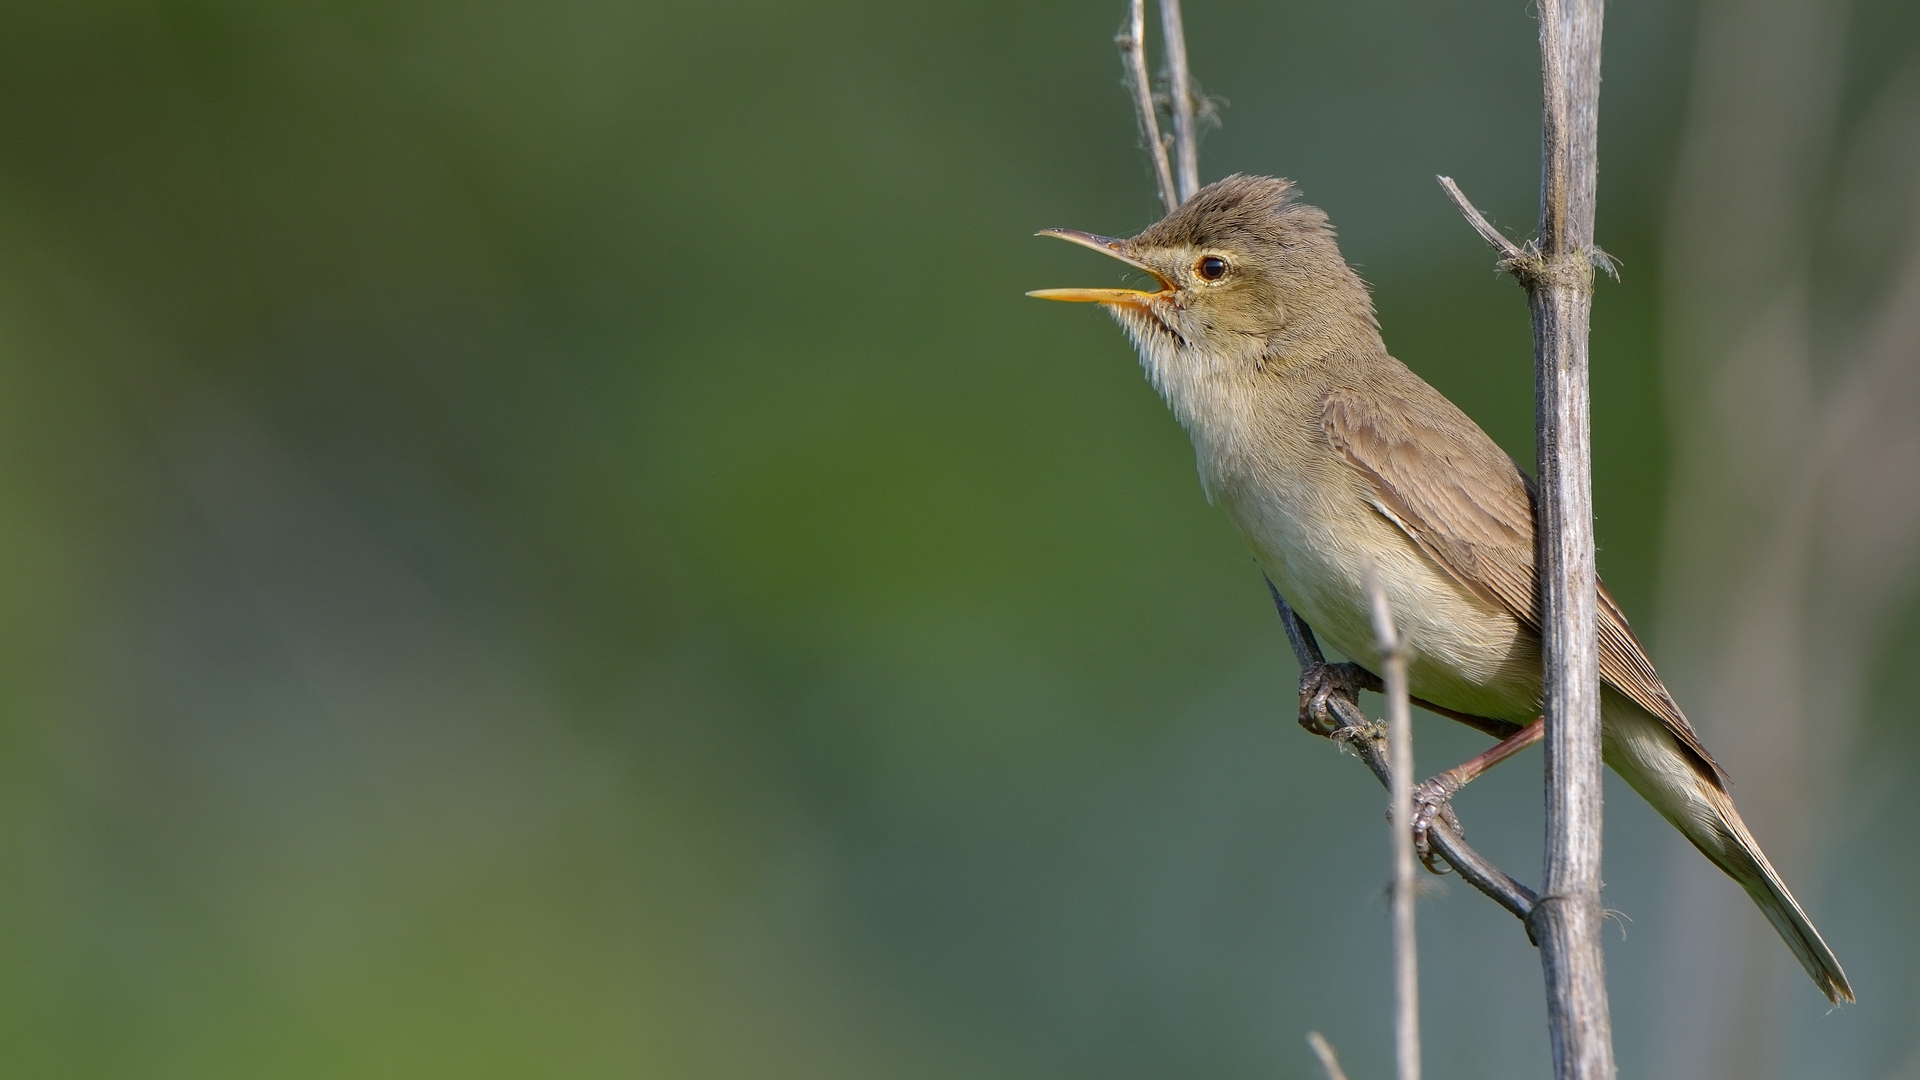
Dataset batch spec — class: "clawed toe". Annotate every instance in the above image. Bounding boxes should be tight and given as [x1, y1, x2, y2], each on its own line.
[1296, 661, 1382, 737]
[1409, 776, 1464, 875]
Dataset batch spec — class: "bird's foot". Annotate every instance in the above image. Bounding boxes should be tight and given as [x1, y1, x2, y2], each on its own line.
[1297, 661, 1382, 737]
[1409, 774, 1465, 875]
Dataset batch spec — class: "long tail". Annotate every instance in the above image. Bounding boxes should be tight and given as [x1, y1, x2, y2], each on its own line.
[1602, 694, 1853, 1004]
[1697, 785, 1854, 1004]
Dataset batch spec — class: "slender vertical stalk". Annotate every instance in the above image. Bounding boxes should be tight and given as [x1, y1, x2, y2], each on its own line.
[1529, 0, 1612, 1077]
[1157, 0, 1200, 201]
[1367, 574, 1421, 1080]
[1118, 0, 1179, 214]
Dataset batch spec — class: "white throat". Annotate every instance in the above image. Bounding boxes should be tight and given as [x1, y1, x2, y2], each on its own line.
[1109, 303, 1263, 501]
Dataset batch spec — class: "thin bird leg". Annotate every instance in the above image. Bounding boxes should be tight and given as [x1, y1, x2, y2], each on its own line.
[1267, 576, 1379, 737]
[1410, 718, 1545, 871]
[1303, 668, 1525, 741]
[1406, 697, 1525, 740]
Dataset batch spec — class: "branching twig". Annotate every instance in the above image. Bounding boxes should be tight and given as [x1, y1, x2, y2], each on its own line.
[1436, 176, 1524, 264]
[1366, 572, 1421, 1080]
[1157, 0, 1200, 201]
[1117, 0, 1179, 214]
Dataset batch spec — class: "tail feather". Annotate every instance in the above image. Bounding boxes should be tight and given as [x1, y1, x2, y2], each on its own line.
[1602, 692, 1852, 1004]
[1701, 787, 1854, 1004]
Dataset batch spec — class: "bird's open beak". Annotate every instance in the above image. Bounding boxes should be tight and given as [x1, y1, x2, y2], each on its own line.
[1027, 229, 1173, 306]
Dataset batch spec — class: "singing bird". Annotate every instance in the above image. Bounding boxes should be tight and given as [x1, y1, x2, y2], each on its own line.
[1030, 174, 1850, 1003]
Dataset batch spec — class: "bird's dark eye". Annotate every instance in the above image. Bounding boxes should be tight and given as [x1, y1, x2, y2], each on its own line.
[1196, 255, 1228, 281]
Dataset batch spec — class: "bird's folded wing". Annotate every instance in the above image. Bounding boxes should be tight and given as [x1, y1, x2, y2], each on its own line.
[1322, 387, 1726, 786]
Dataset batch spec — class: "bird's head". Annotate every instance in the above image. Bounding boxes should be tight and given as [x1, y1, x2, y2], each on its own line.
[1029, 175, 1378, 383]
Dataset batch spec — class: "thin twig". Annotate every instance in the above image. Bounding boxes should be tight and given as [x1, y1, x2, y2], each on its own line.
[1158, 0, 1200, 201]
[1266, 580, 1540, 922]
[1437, 175, 1524, 263]
[1307, 1032, 1352, 1080]
[1366, 571, 1420, 1080]
[1117, 0, 1179, 214]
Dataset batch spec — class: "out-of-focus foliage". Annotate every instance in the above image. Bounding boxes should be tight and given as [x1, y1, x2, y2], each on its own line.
[0, 1, 1912, 1077]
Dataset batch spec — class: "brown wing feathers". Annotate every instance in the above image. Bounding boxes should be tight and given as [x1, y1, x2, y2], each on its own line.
[1322, 387, 1726, 786]
[1597, 583, 1726, 784]
[1321, 390, 1536, 619]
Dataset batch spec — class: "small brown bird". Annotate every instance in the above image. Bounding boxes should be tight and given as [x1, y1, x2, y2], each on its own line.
[1030, 175, 1851, 1003]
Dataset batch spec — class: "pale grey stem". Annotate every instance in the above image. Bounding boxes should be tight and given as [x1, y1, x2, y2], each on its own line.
[1437, 175, 1525, 263]
[1157, 0, 1200, 201]
[1117, 0, 1179, 214]
[1367, 571, 1421, 1080]
[1306, 1031, 1352, 1080]
[1528, 0, 1613, 1077]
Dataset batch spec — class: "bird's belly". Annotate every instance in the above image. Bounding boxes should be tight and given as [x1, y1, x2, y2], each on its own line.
[1229, 484, 1541, 723]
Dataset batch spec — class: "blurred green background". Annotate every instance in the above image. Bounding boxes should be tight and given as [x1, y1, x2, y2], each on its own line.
[0, 1, 1917, 1077]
